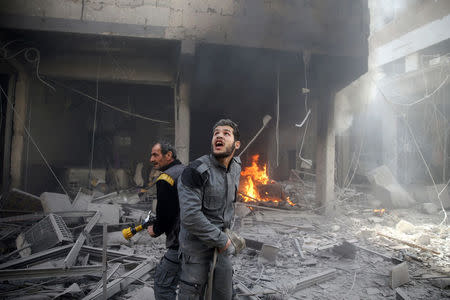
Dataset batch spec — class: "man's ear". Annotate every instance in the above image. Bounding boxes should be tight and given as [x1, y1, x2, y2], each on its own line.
[166, 151, 173, 160]
[234, 141, 241, 150]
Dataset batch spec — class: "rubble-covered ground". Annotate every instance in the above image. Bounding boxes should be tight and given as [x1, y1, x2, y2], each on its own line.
[0, 179, 448, 299]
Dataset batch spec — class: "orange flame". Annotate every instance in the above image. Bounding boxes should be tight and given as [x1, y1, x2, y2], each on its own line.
[240, 155, 294, 206]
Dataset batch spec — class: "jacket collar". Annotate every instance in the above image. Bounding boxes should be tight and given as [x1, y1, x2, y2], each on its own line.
[160, 159, 181, 172]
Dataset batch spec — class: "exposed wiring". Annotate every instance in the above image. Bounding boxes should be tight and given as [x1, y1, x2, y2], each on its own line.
[276, 63, 280, 167]
[1, 46, 55, 91]
[385, 74, 448, 107]
[342, 271, 357, 300]
[297, 52, 312, 165]
[375, 83, 448, 226]
[0, 85, 69, 196]
[50, 79, 170, 123]
[88, 57, 101, 186]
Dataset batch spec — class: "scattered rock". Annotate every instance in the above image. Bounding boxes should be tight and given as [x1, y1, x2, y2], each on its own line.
[331, 225, 340, 232]
[366, 287, 380, 295]
[395, 220, 416, 234]
[390, 262, 410, 289]
[416, 234, 431, 246]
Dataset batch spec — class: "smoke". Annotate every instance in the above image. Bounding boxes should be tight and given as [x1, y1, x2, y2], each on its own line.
[334, 70, 385, 135]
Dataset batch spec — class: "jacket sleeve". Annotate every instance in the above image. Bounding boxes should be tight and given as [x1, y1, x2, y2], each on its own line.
[152, 179, 178, 237]
[177, 165, 228, 249]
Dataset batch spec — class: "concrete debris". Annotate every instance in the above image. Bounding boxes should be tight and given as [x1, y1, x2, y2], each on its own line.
[0, 179, 446, 299]
[259, 244, 279, 264]
[235, 203, 252, 218]
[390, 262, 410, 289]
[40, 192, 73, 213]
[366, 287, 380, 295]
[332, 240, 356, 259]
[87, 203, 121, 224]
[416, 234, 431, 246]
[2, 188, 43, 212]
[367, 165, 415, 208]
[127, 286, 156, 300]
[395, 220, 416, 234]
[395, 287, 412, 300]
[72, 189, 94, 211]
[431, 278, 450, 289]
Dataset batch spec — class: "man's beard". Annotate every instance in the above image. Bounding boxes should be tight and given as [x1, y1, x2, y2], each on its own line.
[212, 142, 236, 159]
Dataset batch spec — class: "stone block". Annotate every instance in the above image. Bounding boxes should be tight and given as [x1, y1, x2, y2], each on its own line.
[390, 262, 410, 289]
[40, 192, 72, 213]
[88, 203, 120, 224]
[258, 244, 279, 264]
[395, 220, 415, 234]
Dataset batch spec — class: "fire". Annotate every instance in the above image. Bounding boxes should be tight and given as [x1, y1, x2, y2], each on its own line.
[239, 154, 295, 206]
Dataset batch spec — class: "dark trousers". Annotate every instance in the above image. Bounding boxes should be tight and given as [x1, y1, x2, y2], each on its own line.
[178, 252, 232, 300]
[154, 248, 181, 300]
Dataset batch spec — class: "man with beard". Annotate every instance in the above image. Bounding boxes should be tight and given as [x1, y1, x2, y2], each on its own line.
[147, 141, 185, 300]
[177, 119, 241, 300]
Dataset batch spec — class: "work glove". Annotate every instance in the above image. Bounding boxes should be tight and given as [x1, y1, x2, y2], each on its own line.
[224, 229, 246, 255]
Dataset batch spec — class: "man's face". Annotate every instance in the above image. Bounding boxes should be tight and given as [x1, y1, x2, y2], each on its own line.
[150, 144, 172, 170]
[211, 125, 241, 158]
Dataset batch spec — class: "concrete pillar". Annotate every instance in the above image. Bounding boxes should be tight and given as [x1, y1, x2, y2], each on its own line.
[175, 41, 195, 164]
[336, 132, 350, 188]
[10, 72, 29, 189]
[315, 91, 336, 215]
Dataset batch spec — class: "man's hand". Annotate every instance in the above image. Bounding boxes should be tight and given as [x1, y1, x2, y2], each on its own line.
[147, 225, 156, 237]
[218, 239, 232, 253]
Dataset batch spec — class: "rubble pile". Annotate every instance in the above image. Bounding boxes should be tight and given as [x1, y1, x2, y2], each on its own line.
[0, 178, 448, 299]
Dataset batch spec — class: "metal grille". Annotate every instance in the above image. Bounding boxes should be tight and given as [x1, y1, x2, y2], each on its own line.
[23, 214, 73, 254]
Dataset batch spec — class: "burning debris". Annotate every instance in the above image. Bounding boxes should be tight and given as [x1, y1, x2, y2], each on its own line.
[239, 155, 295, 207]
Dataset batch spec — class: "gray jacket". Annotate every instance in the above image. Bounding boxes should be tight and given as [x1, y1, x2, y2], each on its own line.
[178, 154, 241, 257]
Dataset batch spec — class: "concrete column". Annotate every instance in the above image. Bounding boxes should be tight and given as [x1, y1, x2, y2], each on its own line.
[336, 132, 350, 188]
[315, 91, 336, 215]
[175, 41, 195, 164]
[10, 72, 29, 188]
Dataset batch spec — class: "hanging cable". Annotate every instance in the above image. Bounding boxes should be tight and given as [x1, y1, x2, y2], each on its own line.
[1, 46, 55, 91]
[276, 63, 280, 167]
[88, 57, 101, 187]
[50, 79, 170, 123]
[0, 85, 69, 196]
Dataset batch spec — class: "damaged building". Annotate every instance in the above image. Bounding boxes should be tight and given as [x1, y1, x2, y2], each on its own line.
[0, 0, 448, 299]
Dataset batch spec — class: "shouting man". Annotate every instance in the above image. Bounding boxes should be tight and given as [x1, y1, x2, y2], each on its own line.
[177, 119, 242, 300]
[148, 141, 185, 300]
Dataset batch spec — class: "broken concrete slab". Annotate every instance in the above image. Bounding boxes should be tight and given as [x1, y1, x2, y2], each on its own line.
[87, 203, 120, 224]
[367, 166, 415, 208]
[235, 203, 252, 218]
[2, 188, 43, 212]
[395, 220, 416, 234]
[40, 192, 72, 213]
[431, 278, 450, 289]
[127, 287, 155, 300]
[416, 234, 431, 246]
[395, 287, 412, 300]
[390, 262, 410, 289]
[258, 244, 279, 264]
[72, 189, 94, 211]
[332, 241, 356, 259]
[292, 269, 337, 293]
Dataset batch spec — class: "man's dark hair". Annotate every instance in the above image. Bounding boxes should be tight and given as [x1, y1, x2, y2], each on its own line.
[212, 119, 240, 141]
[156, 141, 177, 159]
